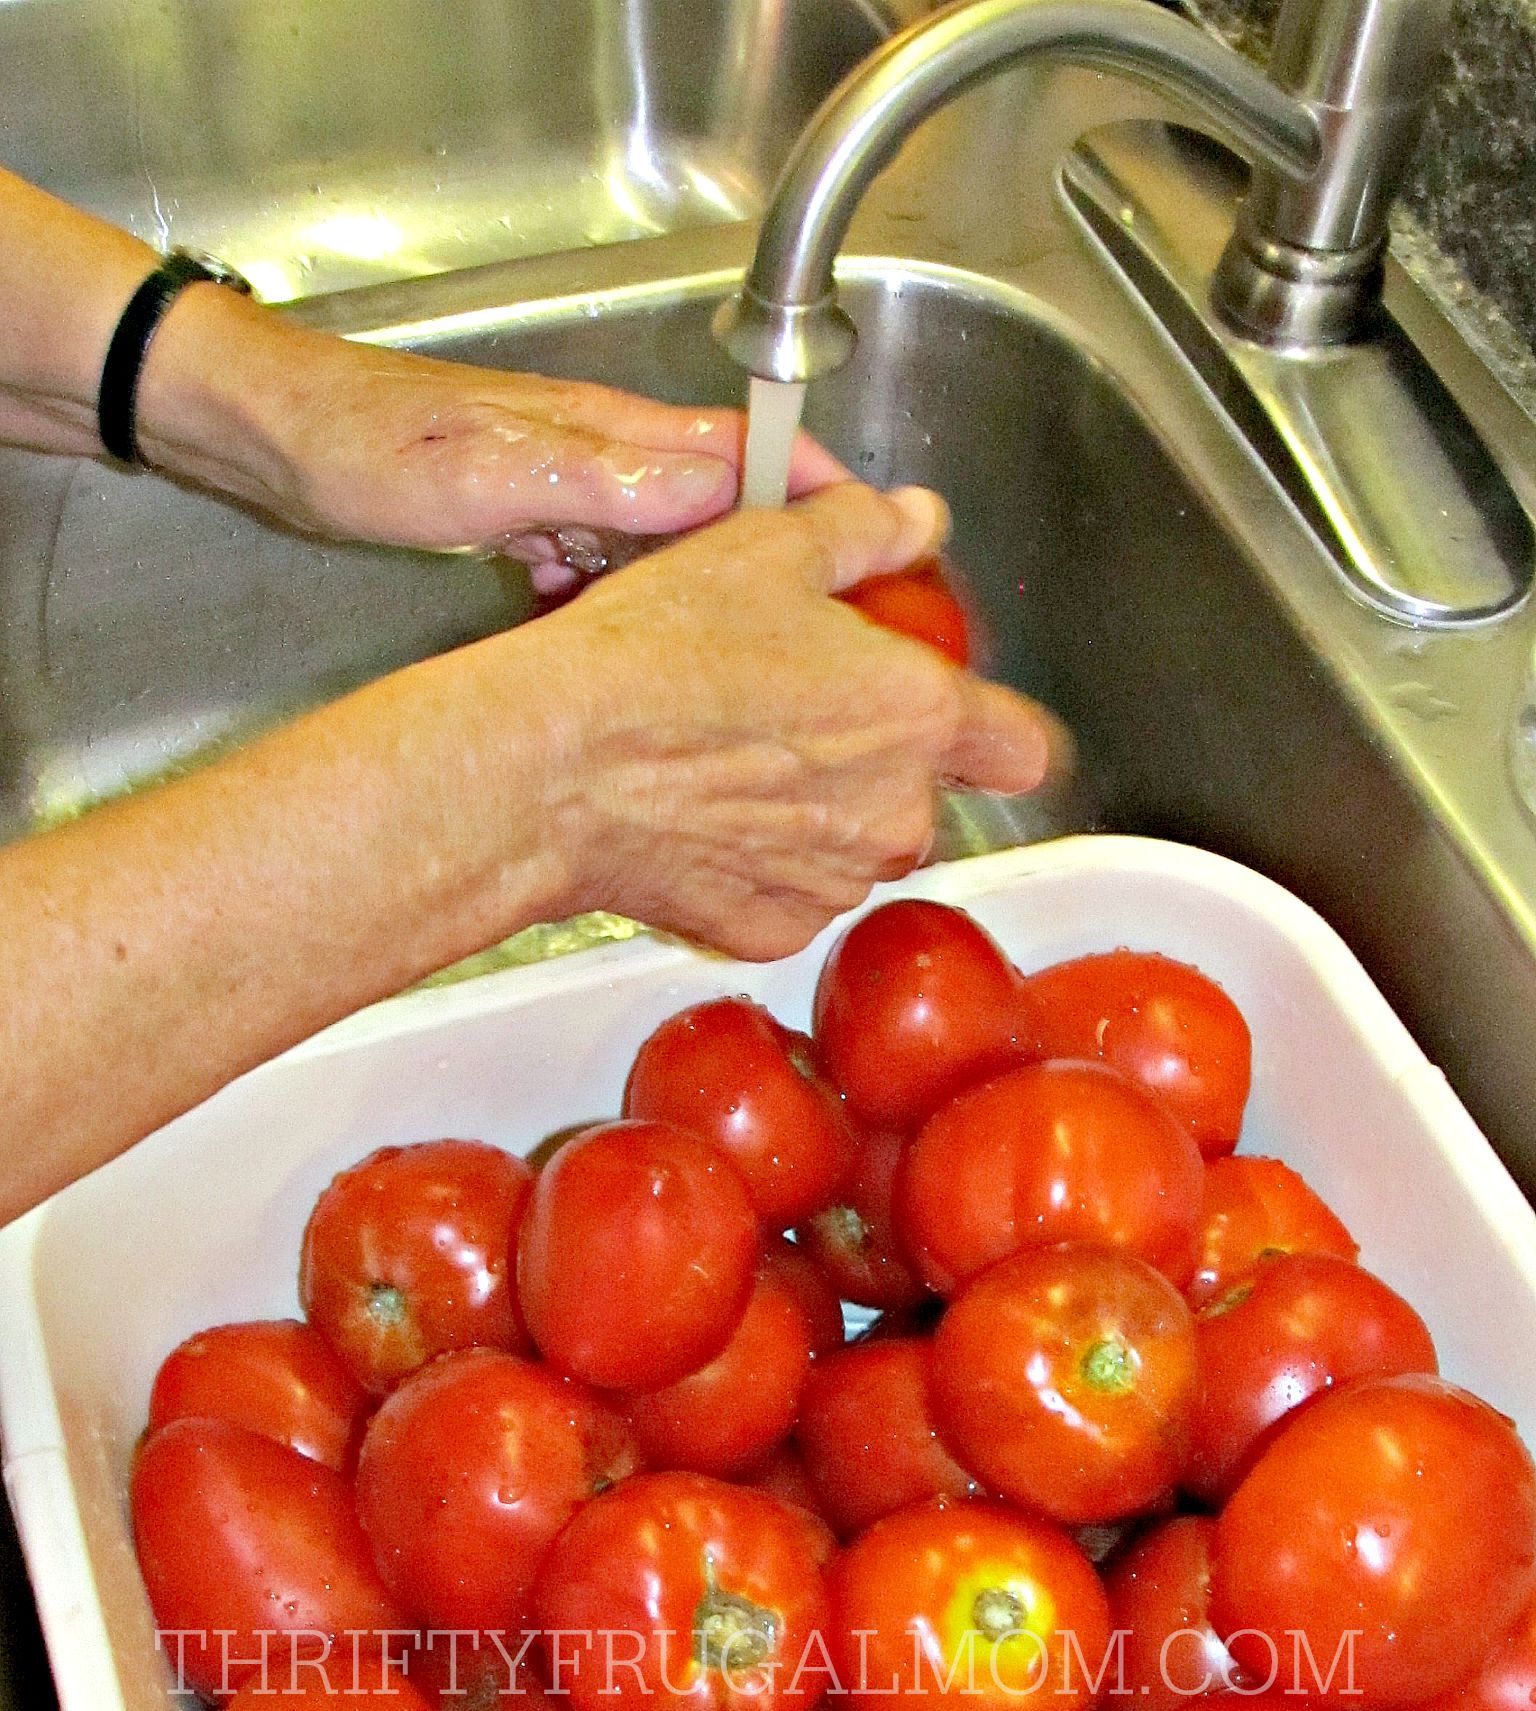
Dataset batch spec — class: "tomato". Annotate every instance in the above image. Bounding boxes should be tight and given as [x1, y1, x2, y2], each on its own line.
[623, 998, 855, 1230]
[622, 1246, 815, 1477]
[1429, 1593, 1536, 1711]
[1021, 951, 1251, 1158]
[1187, 1156, 1357, 1310]
[898, 1062, 1204, 1295]
[745, 1442, 828, 1519]
[796, 1126, 929, 1312]
[797, 1337, 983, 1536]
[1186, 1252, 1437, 1503]
[300, 1138, 536, 1393]
[828, 1498, 1111, 1711]
[355, 1347, 639, 1632]
[840, 563, 971, 666]
[228, 1640, 428, 1709]
[147, 1318, 370, 1474]
[516, 1119, 758, 1388]
[532, 1471, 834, 1711]
[131, 1418, 408, 1704]
[1102, 1517, 1242, 1711]
[933, 1243, 1197, 1524]
[762, 1236, 847, 1357]
[812, 900, 1031, 1131]
[1213, 1374, 1536, 1705]
[410, 1644, 560, 1708]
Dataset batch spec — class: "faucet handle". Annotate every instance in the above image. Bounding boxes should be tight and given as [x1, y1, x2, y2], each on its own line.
[1215, 0, 1450, 342]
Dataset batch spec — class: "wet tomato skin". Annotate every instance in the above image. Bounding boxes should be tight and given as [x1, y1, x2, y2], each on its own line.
[898, 1061, 1205, 1295]
[812, 900, 1031, 1132]
[828, 1497, 1112, 1711]
[796, 1126, 929, 1313]
[621, 1245, 816, 1477]
[130, 1418, 407, 1704]
[1428, 1593, 1536, 1711]
[1213, 1374, 1536, 1706]
[1021, 950, 1252, 1158]
[841, 566, 971, 667]
[761, 1234, 847, 1357]
[797, 1336, 983, 1537]
[516, 1119, 758, 1389]
[355, 1347, 639, 1633]
[744, 1441, 829, 1520]
[532, 1471, 834, 1711]
[623, 997, 855, 1231]
[1187, 1156, 1358, 1310]
[148, 1318, 370, 1474]
[300, 1138, 536, 1393]
[1186, 1252, 1437, 1503]
[1102, 1516, 1241, 1711]
[228, 1642, 430, 1710]
[933, 1242, 1198, 1525]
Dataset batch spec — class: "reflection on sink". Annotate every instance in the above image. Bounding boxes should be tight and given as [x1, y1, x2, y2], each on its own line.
[0, 0, 887, 299]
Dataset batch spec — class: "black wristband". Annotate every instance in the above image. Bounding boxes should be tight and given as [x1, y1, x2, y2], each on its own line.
[96, 249, 251, 465]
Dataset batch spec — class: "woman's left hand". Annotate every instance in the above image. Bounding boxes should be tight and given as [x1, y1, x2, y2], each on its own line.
[137, 285, 845, 561]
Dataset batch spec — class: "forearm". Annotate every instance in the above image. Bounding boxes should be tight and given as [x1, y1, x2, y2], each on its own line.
[0, 622, 584, 1226]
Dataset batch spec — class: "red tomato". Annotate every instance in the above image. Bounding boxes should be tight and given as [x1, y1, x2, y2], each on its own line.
[148, 1318, 370, 1474]
[796, 1126, 929, 1312]
[1213, 1375, 1536, 1705]
[623, 998, 855, 1230]
[532, 1471, 834, 1711]
[1429, 1593, 1536, 1711]
[410, 1645, 559, 1708]
[828, 1498, 1112, 1711]
[622, 1247, 815, 1477]
[898, 1062, 1204, 1295]
[1021, 951, 1252, 1158]
[1187, 1156, 1357, 1310]
[797, 1337, 983, 1537]
[933, 1243, 1198, 1524]
[762, 1236, 847, 1357]
[228, 1640, 428, 1709]
[299, 1138, 536, 1393]
[131, 1418, 408, 1704]
[812, 900, 1031, 1131]
[745, 1442, 828, 1520]
[1186, 1252, 1437, 1502]
[1102, 1517, 1242, 1711]
[355, 1347, 639, 1632]
[516, 1119, 758, 1388]
[841, 566, 971, 666]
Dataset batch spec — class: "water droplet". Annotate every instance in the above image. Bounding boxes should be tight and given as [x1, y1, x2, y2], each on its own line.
[1388, 680, 1458, 721]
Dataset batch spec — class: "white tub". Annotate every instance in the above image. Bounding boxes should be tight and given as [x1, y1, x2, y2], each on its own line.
[3, 836, 1534, 1711]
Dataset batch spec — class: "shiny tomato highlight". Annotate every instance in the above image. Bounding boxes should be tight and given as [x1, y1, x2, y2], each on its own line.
[1187, 1155, 1357, 1309]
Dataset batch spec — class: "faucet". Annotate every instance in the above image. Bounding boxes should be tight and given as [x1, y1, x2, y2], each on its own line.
[713, 0, 1444, 375]
[712, 0, 1536, 628]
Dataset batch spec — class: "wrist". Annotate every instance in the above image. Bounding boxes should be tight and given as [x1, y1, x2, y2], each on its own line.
[132, 283, 307, 513]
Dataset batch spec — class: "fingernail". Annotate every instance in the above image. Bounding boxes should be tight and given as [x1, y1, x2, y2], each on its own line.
[888, 486, 951, 556]
[659, 455, 735, 505]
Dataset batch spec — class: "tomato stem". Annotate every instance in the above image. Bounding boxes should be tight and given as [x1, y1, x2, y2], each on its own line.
[972, 1586, 1027, 1643]
[367, 1283, 409, 1327]
[1079, 1336, 1135, 1393]
[695, 1556, 778, 1674]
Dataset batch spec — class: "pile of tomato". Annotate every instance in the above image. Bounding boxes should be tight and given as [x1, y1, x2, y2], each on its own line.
[129, 897, 1536, 1711]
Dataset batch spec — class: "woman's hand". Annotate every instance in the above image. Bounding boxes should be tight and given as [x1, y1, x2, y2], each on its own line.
[520, 482, 1068, 959]
[136, 287, 842, 558]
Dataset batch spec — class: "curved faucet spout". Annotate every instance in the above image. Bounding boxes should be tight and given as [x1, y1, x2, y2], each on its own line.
[713, 0, 1323, 381]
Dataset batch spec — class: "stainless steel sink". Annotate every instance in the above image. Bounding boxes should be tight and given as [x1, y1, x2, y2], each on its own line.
[0, 0, 889, 300]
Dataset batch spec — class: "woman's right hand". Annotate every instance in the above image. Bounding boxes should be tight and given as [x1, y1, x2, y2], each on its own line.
[512, 480, 1069, 960]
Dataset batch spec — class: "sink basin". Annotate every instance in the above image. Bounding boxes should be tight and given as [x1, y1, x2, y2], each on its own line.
[0, 0, 888, 299]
